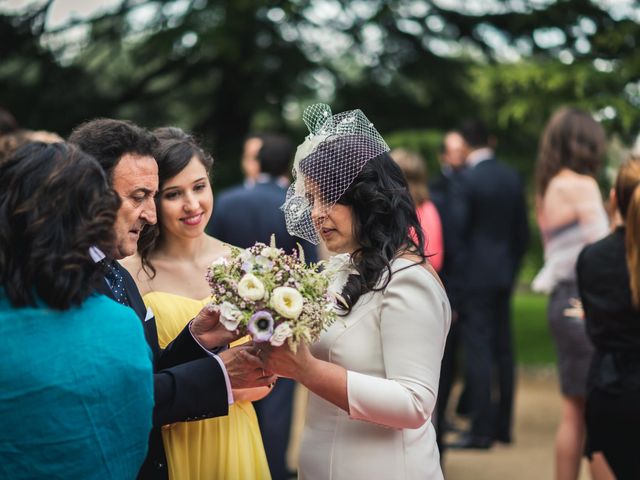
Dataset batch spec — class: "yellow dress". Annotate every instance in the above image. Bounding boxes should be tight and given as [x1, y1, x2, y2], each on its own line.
[143, 291, 271, 480]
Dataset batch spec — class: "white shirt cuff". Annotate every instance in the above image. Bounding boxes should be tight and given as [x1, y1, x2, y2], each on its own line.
[189, 321, 234, 405]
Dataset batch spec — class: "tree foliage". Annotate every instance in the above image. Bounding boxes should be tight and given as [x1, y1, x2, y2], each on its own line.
[1, 0, 639, 184]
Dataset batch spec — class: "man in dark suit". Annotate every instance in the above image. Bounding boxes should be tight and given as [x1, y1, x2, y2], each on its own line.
[207, 134, 317, 480]
[69, 119, 275, 479]
[449, 120, 529, 449]
[429, 130, 469, 453]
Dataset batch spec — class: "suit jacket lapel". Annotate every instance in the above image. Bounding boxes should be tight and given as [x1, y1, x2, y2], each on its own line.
[97, 262, 160, 361]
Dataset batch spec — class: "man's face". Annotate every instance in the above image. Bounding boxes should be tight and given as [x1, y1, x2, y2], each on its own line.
[441, 132, 468, 169]
[241, 137, 263, 182]
[110, 154, 158, 259]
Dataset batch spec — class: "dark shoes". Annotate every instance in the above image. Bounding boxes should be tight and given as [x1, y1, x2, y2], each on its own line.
[440, 418, 464, 435]
[446, 432, 493, 450]
[493, 433, 512, 445]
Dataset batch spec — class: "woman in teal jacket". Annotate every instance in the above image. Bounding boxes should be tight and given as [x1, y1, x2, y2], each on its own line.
[0, 142, 153, 479]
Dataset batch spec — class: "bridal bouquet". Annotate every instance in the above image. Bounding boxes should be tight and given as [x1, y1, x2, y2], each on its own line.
[206, 236, 350, 351]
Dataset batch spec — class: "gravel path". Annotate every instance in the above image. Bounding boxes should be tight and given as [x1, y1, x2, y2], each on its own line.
[443, 370, 591, 480]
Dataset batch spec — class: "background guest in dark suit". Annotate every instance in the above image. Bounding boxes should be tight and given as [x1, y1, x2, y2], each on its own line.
[69, 119, 275, 480]
[0, 142, 153, 479]
[449, 120, 529, 449]
[208, 133, 302, 246]
[429, 130, 470, 453]
[207, 133, 317, 480]
[578, 155, 640, 479]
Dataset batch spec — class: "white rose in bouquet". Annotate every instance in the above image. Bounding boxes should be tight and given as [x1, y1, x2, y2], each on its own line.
[271, 286, 304, 319]
[238, 273, 266, 301]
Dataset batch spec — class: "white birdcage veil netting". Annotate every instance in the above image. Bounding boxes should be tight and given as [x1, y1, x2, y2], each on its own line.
[281, 104, 390, 244]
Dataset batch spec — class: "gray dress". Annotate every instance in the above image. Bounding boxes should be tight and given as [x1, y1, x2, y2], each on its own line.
[534, 215, 608, 396]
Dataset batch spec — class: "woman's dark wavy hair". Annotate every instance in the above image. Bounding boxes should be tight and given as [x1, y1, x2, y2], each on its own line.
[0, 142, 120, 310]
[300, 135, 426, 313]
[137, 127, 214, 277]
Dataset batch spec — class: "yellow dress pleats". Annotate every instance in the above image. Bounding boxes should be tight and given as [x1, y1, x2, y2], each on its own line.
[143, 291, 271, 480]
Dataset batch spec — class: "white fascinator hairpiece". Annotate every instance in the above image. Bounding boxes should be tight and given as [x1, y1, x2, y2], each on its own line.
[281, 103, 390, 245]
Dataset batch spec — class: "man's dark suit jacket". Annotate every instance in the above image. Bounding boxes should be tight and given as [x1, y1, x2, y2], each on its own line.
[207, 179, 318, 262]
[460, 157, 529, 292]
[429, 168, 469, 309]
[98, 262, 229, 480]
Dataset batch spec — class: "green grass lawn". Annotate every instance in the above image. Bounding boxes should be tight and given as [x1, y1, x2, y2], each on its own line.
[512, 291, 556, 366]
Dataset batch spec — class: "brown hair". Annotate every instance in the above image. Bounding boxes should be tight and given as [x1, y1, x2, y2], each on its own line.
[0, 129, 62, 163]
[614, 155, 640, 308]
[69, 118, 157, 182]
[536, 107, 606, 196]
[389, 148, 429, 205]
[0, 142, 119, 309]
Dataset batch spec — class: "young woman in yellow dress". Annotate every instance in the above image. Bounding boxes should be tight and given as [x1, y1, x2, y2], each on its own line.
[122, 127, 271, 480]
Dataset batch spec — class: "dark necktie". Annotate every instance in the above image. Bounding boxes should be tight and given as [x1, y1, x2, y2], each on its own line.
[101, 260, 130, 306]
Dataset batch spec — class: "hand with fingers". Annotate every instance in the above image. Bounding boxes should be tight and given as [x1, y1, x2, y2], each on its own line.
[219, 345, 277, 389]
[190, 303, 243, 349]
[256, 341, 315, 382]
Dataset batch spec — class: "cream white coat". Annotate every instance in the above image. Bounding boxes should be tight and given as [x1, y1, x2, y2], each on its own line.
[299, 258, 451, 480]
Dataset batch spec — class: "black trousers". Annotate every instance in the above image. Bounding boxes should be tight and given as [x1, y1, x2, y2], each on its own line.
[460, 289, 514, 439]
[586, 387, 640, 478]
[436, 314, 460, 451]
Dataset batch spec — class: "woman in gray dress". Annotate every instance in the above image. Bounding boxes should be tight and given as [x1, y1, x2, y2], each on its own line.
[533, 107, 608, 480]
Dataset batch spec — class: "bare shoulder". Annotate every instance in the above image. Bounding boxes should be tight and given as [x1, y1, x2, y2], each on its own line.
[543, 173, 600, 218]
[572, 174, 601, 197]
[205, 235, 234, 261]
[548, 171, 599, 196]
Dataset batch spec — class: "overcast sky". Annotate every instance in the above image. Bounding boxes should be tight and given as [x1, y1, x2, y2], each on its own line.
[2, 0, 639, 30]
[2, 0, 120, 28]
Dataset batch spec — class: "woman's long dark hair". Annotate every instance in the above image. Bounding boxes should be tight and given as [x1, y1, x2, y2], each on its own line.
[301, 136, 426, 313]
[536, 107, 606, 196]
[137, 128, 213, 277]
[0, 142, 120, 310]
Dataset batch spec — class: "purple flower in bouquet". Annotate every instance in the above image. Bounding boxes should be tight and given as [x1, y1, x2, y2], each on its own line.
[248, 310, 275, 342]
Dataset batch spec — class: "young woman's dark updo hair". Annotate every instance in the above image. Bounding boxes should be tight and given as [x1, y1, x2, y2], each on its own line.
[0, 142, 120, 310]
[300, 135, 426, 313]
[137, 127, 214, 277]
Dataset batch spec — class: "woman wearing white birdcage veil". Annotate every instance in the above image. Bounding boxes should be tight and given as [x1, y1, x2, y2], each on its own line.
[261, 104, 451, 479]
